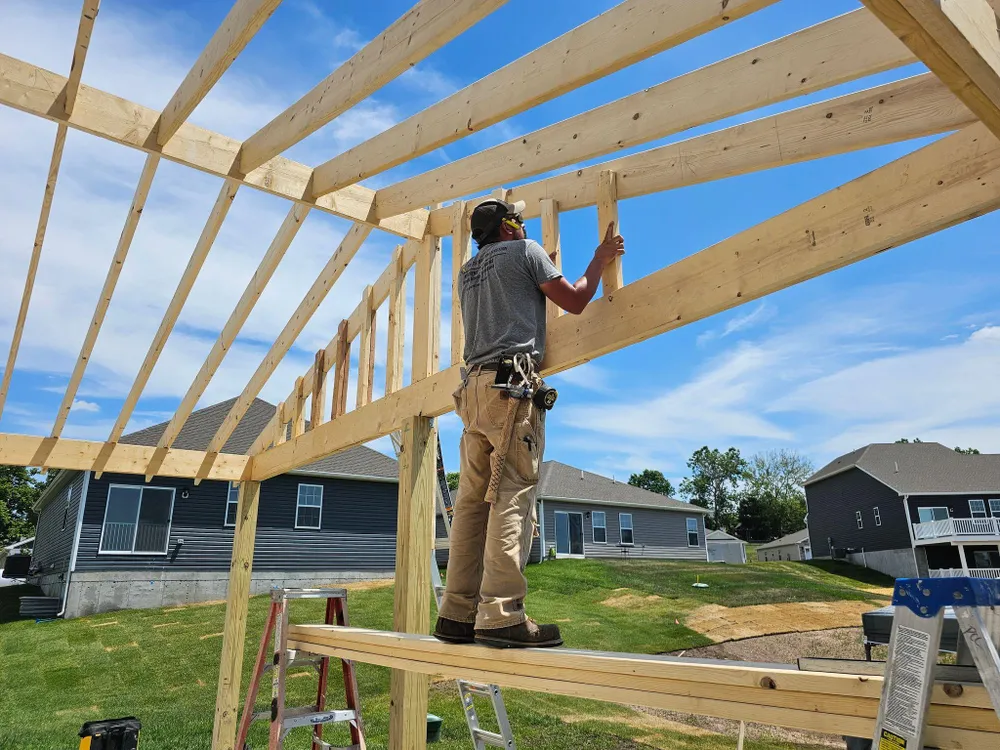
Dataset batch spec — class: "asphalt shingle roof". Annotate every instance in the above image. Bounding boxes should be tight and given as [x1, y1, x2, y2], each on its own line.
[805, 442, 1000, 495]
[757, 528, 809, 550]
[537, 461, 708, 513]
[706, 529, 743, 542]
[120, 398, 398, 480]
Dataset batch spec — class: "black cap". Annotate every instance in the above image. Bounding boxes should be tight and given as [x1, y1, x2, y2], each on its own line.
[470, 199, 526, 247]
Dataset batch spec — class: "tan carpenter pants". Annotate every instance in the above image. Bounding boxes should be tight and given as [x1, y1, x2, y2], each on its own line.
[439, 369, 544, 630]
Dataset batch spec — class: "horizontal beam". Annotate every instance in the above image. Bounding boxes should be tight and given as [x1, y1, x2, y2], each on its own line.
[238, 0, 506, 175]
[0, 433, 250, 482]
[309, 0, 780, 197]
[373, 9, 916, 220]
[157, 0, 282, 146]
[427, 73, 975, 234]
[252, 121, 1000, 479]
[288, 626, 997, 747]
[0, 53, 427, 239]
[861, 0, 1000, 140]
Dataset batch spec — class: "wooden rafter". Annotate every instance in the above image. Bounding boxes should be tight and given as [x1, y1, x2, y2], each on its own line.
[862, 0, 1000, 139]
[0, 53, 427, 239]
[51, 152, 161, 439]
[425, 73, 975, 235]
[309, 0, 781, 197]
[385, 245, 407, 397]
[0, 0, 101, 420]
[251, 121, 1000, 481]
[450, 202, 470, 367]
[157, 0, 283, 146]
[237, 0, 507, 176]
[373, 9, 916, 220]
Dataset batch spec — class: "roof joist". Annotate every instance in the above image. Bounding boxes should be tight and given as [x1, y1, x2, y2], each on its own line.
[237, 0, 507, 176]
[309, 0, 781, 198]
[251, 121, 1000, 480]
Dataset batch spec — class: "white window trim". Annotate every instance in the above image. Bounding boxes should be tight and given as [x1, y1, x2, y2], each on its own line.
[990, 499, 1000, 518]
[856, 510, 863, 530]
[554, 511, 585, 559]
[591, 511, 607, 544]
[619, 512, 634, 546]
[970, 499, 987, 519]
[295, 483, 324, 530]
[686, 517, 699, 547]
[873, 506, 882, 527]
[98, 483, 176, 556]
[225, 482, 240, 528]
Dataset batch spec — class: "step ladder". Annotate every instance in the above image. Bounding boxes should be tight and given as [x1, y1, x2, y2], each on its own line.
[871, 577, 1000, 750]
[236, 588, 366, 750]
[391, 429, 517, 750]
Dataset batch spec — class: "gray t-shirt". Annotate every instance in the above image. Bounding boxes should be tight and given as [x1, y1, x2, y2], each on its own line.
[459, 239, 563, 366]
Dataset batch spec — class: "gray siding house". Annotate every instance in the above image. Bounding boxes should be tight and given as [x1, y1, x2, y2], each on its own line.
[805, 442, 1000, 579]
[756, 529, 811, 562]
[29, 398, 399, 618]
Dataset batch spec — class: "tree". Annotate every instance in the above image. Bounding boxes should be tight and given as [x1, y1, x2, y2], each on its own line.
[0, 465, 43, 546]
[738, 450, 813, 541]
[896, 438, 980, 454]
[446, 472, 460, 491]
[679, 447, 746, 532]
[628, 469, 674, 497]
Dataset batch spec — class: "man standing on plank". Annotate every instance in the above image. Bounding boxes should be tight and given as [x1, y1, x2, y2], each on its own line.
[434, 198, 624, 648]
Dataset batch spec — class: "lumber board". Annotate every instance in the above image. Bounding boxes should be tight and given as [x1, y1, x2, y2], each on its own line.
[107, 179, 239, 451]
[331, 321, 350, 420]
[238, 0, 505, 175]
[205, 222, 371, 454]
[51, 152, 161, 439]
[158, 0, 281, 147]
[291, 376, 306, 439]
[65, 0, 101, 117]
[450, 202, 470, 366]
[373, 9, 917, 220]
[540, 198, 562, 328]
[425, 73, 975, 235]
[356, 286, 376, 409]
[411, 235, 441, 382]
[388, 417, 436, 750]
[386, 246, 407, 396]
[0, 433, 249, 481]
[0, 53, 427, 240]
[252, 122, 1000, 480]
[212, 480, 261, 750]
[309, 350, 326, 431]
[310, 0, 781, 197]
[597, 170, 623, 294]
[861, 0, 1000, 140]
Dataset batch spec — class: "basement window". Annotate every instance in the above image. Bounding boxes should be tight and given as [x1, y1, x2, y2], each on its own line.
[873, 507, 882, 527]
[592, 511, 607, 544]
[856, 511, 863, 530]
[225, 482, 240, 527]
[99, 485, 175, 554]
[295, 484, 323, 530]
[619, 513, 634, 546]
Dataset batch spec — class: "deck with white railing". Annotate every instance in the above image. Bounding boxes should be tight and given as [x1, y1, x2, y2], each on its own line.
[928, 568, 1000, 579]
[912, 517, 1000, 543]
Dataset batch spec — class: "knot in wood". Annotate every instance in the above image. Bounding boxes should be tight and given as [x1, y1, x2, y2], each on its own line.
[759, 676, 776, 690]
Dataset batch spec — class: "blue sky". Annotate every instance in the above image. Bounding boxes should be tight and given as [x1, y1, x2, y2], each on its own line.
[1, 0, 999, 489]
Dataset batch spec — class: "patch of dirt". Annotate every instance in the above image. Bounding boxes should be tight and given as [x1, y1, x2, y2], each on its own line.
[104, 641, 139, 653]
[601, 592, 662, 609]
[563, 710, 720, 738]
[152, 621, 181, 629]
[200, 632, 224, 640]
[163, 599, 225, 612]
[318, 579, 394, 592]
[686, 600, 881, 642]
[89, 620, 118, 628]
[669, 627, 874, 663]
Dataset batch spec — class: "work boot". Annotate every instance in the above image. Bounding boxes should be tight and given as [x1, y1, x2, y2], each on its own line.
[474, 618, 563, 649]
[433, 616, 476, 644]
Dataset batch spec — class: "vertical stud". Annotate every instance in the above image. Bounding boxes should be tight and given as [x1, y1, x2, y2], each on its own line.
[597, 170, 623, 294]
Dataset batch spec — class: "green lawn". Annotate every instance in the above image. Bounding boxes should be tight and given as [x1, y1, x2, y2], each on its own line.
[0, 560, 891, 750]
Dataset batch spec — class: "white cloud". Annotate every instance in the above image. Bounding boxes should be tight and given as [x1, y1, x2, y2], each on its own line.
[71, 400, 100, 414]
[697, 302, 776, 346]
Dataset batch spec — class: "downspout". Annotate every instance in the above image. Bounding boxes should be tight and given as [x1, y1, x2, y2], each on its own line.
[58, 471, 90, 618]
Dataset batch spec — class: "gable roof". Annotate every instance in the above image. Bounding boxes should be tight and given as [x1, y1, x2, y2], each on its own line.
[707, 529, 743, 542]
[537, 461, 708, 513]
[119, 397, 398, 481]
[806, 442, 1000, 495]
[757, 528, 809, 550]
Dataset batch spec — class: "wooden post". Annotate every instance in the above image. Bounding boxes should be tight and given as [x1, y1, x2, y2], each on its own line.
[291, 376, 306, 438]
[540, 198, 562, 327]
[309, 349, 327, 430]
[597, 169, 623, 294]
[412, 234, 441, 382]
[332, 319, 350, 419]
[212, 479, 261, 750]
[450, 201, 471, 366]
[356, 285, 376, 408]
[386, 246, 406, 395]
[389, 415, 436, 750]
[273, 401, 286, 446]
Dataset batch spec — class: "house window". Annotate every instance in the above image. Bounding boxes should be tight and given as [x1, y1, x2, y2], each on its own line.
[873, 507, 882, 527]
[61, 486, 71, 531]
[990, 499, 1000, 518]
[686, 518, 699, 547]
[592, 511, 607, 544]
[918, 507, 949, 523]
[99, 484, 175, 554]
[225, 482, 240, 527]
[856, 511, 863, 530]
[971, 499, 987, 519]
[619, 513, 634, 545]
[295, 484, 323, 529]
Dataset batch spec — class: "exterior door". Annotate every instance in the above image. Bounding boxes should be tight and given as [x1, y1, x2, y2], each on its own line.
[555, 512, 584, 556]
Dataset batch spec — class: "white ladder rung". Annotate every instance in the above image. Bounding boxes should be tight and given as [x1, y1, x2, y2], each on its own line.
[472, 728, 512, 748]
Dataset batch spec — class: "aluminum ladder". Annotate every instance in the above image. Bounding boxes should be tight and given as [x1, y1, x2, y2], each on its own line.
[236, 588, 366, 750]
[391, 429, 517, 750]
[871, 577, 1000, 750]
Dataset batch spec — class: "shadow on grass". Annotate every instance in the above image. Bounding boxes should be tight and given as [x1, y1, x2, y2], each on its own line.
[0, 583, 44, 624]
[803, 560, 896, 588]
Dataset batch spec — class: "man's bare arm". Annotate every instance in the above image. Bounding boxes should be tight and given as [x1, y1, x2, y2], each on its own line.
[540, 222, 625, 315]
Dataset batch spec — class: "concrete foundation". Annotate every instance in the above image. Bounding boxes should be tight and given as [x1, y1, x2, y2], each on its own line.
[846, 548, 918, 579]
[61, 569, 393, 618]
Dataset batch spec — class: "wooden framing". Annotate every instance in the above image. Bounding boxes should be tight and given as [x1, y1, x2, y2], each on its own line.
[4, 4, 1000, 749]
